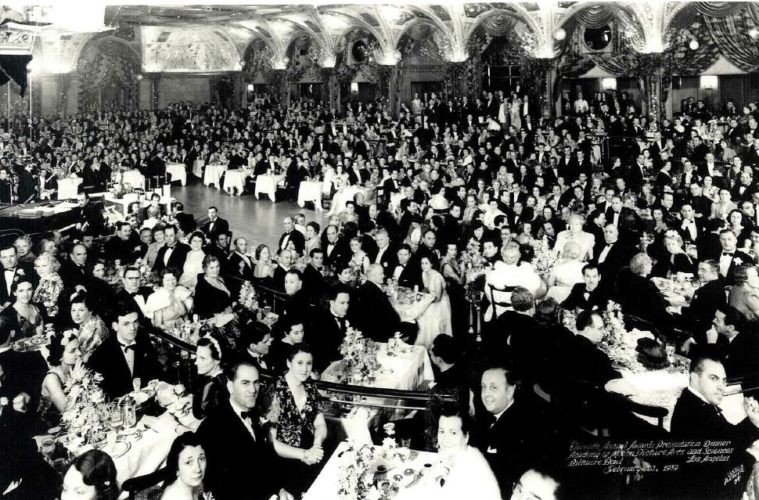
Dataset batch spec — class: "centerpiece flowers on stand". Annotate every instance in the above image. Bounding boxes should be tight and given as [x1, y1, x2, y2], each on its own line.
[338, 327, 379, 386]
[60, 361, 109, 452]
[238, 280, 259, 312]
[336, 436, 415, 500]
[531, 236, 558, 279]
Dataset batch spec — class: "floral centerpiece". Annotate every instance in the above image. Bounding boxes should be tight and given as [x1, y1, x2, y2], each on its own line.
[337, 442, 380, 500]
[459, 247, 488, 284]
[238, 280, 258, 312]
[531, 236, 557, 278]
[60, 362, 109, 450]
[338, 327, 379, 385]
[601, 301, 626, 345]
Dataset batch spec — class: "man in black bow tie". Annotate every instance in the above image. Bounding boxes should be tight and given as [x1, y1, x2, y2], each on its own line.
[0, 246, 34, 311]
[198, 359, 295, 500]
[114, 267, 153, 320]
[87, 303, 162, 399]
[717, 229, 754, 283]
[309, 286, 351, 374]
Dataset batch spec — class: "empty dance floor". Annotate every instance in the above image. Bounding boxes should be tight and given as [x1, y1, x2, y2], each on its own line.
[171, 178, 328, 247]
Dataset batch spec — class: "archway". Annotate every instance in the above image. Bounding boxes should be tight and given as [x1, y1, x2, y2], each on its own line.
[76, 37, 139, 112]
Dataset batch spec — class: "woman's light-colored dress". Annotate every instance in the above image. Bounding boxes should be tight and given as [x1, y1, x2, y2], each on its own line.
[179, 250, 205, 288]
[416, 270, 453, 349]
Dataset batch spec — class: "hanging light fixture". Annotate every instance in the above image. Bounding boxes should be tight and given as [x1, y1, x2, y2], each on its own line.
[749, 28, 759, 40]
[688, 39, 699, 50]
[553, 28, 567, 41]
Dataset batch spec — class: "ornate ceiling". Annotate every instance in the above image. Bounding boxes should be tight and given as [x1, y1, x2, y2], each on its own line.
[0, 2, 742, 73]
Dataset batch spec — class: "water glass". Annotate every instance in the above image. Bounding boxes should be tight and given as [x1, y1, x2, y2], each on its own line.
[132, 377, 142, 392]
[109, 403, 123, 427]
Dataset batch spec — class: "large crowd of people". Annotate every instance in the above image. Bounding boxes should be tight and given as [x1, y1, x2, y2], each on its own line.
[2, 86, 759, 499]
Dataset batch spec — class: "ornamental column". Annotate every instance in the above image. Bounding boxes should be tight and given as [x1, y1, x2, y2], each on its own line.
[148, 73, 161, 110]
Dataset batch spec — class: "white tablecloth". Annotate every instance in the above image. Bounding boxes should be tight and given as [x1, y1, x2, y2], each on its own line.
[203, 164, 226, 188]
[305, 441, 439, 500]
[223, 169, 248, 195]
[329, 185, 376, 215]
[255, 174, 285, 202]
[297, 180, 323, 209]
[165, 163, 187, 186]
[321, 342, 434, 442]
[121, 170, 146, 190]
[192, 160, 204, 178]
[57, 177, 82, 200]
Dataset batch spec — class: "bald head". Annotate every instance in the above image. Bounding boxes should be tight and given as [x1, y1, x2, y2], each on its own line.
[367, 263, 384, 285]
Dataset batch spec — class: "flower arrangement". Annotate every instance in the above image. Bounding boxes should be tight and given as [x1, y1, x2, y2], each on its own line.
[532, 236, 557, 278]
[238, 280, 258, 312]
[338, 327, 379, 386]
[337, 442, 379, 500]
[61, 363, 109, 449]
[601, 301, 626, 345]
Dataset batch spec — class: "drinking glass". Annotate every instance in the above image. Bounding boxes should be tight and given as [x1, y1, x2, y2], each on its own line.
[132, 377, 142, 392]
[109, 403, 123, 427]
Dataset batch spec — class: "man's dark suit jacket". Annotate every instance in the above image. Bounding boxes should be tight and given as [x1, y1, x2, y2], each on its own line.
[563, 334, 620, 387]
[278, 230, 305, 255]
[373, 245, 398, 279]
[308, 310, 347, 373]
[682, 279, 725, 330]
[272, 265, 289, 291]
[103, 236, 140, 265]
[593, 242, 633, 285]
[323, 239, 349, 268]
[174, 212, 196, 235]
[153, 243, 190, 274]
[197, 401, 280, 500]
[614, 270, 671, 327]
[87, 333, 162, 399]
[561, 283, 608, 312]
[671, 388, 759, 442]
[302, 264, 326, 300]
[201, 217, 230, 241]
[58, 260, 89, 290]
[353, 281, 402, 342]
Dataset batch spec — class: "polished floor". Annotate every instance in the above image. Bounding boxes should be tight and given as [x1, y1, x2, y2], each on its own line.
[171, 178, 329, 247]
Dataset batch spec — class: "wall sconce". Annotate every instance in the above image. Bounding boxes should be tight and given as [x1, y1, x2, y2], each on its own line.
[700, 75, 718, 90]
[601, 78, 617, 91]
[247, 83, 254, 92]
[350, 82, 359, 93]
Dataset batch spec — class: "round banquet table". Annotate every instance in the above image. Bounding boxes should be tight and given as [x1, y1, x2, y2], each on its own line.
[165, 163, 187, 186]
[121, 170, 146, 190]
[203, 164, 226, 188]
[297, 180, 323, 210]
[57, 177, 82, 200]
[255, 173, 285, 202]
[223, 169, 248, 195]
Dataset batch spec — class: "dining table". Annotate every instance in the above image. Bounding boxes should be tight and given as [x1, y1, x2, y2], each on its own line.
[57, 176, 82, 200]
[255, 173, 285, 202]
[222, 168, 249, 195]
[120, 169, 146, 190]
[165, 163, 187, 186]
[297, 180, 324, 210]
[320, 342, 435, 443]
[203, 164, 227, 188]
[329, 184, 377, 215]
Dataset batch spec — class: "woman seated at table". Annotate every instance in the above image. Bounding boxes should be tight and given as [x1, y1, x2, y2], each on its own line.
[348, 236, 370, 274]
[160, 433, 209, 500]
[304, 222, 321, 257]
[266, 344, 327, 495]
[68, 291, 109, 361]
[1, 279, 44, 339]
[651, 231, 695, 278]
[32, 252, 64, 321]
[397, 410, 501, 500]
[416, 255, 453, 349]
[192, 336, 227, 420]
[545, 242, 585, 304]
[253, 244, 276, 287]
[61, 449, 119, 500]
[146, 269, 194, 330]
[84, 260, 118, 320]
[269, 317, 306, 375]
[179, 231, 207, 288]
[38, 330, 81, 429]
[193, 256, 233, 320]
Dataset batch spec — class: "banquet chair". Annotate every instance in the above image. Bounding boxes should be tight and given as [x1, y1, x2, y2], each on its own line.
[487, 282, 516, 320]
[121, 467, 169, 500]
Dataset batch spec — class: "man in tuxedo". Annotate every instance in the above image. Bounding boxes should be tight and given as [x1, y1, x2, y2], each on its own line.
[281, 269, 310, 322]
[391, 244, 420, 289]
[113, 267, 153, 321]
[680, 260, 725, 332]
[309, 287, 350, 374]
[272, 249, 293, 292]
[172, 202, 196, 235]
[322, 225, 348, 268]
[278, 216, 305, 255]
[372, 229, 397, 279]
[302, 249, 326, 300]
[671, 356, 759, 441]
[677, 203, 704, 245]
[564, 311, 621, 387]
[717, 229, 755, 283]
[227, 237, 254, 284]
[200, 206, 229, 242]
[197, 360, 295, 500]
[0, 246, 35, 310]
[104, 222, 141, 265]
[153, 225, 190, 275]
[87, 303, 162, 399]
[477, 366, 545, 494]
[593, 224, 633, 287]
[240, 327, 273, 374]
[59, 243, 90, 291]
[353, 265, 416, 343]
[561, 263, 607, 312]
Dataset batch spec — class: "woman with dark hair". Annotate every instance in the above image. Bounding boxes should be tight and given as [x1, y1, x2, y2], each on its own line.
[193, 256, 232, 319]
[61, 449, 119, 500]
[68, 291, 108, 361]
[178, 231, 207, 289]
[83, 259, 117, 320]
[160, 433, 208, 500]
[265, 344, 327, 495]
[38, 330, 81, 429]
[252, 244, 275, 287]
[192, 336, 228, 420]
[304, 222, 321, 257]
[1, 279, 43, 339]
[146, 268, 193, 330]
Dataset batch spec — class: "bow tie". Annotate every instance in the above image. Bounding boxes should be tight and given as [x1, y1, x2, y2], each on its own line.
[723, 252, 734, 257]
[121, 343, 136, 352]
[240, 410, 253, 421]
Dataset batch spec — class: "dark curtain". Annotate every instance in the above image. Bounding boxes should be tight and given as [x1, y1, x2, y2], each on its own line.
[704, 6, 759, 72]
[0, 54, 31, 96]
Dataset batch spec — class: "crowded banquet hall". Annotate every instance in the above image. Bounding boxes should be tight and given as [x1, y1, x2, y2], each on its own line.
[4, 1, 759, 499]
